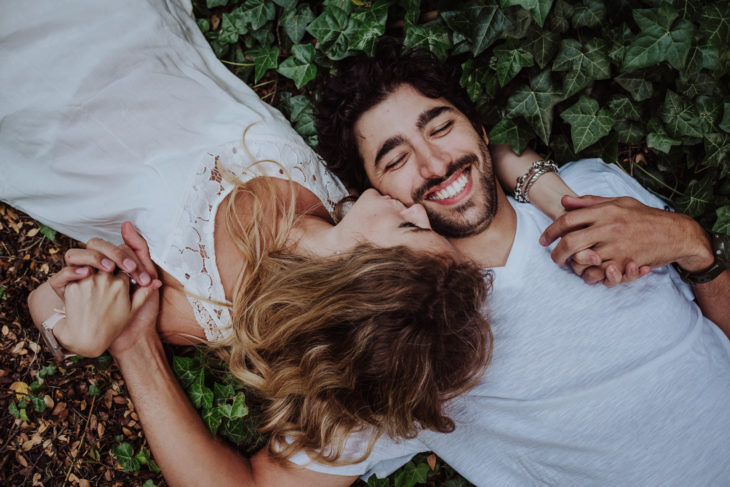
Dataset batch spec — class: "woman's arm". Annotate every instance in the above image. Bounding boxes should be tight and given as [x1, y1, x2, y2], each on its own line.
[107, 224, 357, 487]
[490, 144, 649, 285]
[491, 144, 577, 220]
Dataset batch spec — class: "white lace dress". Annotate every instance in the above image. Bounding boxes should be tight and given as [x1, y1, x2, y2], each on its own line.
[0, 0, 348, 340]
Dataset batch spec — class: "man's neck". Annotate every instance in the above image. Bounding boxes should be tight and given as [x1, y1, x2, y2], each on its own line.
[449, 187, 516, 268]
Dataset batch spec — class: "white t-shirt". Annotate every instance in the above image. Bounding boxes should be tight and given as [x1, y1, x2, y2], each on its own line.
[293, 159, 730, 486]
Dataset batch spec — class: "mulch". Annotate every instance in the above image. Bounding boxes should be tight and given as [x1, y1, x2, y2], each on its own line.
[0, 202, 165, 487]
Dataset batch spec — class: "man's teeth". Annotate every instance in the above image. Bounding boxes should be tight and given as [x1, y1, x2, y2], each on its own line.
[429, 172, 468, 201]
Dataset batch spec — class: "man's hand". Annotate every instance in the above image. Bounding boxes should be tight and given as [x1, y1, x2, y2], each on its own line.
[539, 195, 712, 286]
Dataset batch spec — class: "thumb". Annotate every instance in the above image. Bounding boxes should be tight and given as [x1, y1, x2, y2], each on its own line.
[130, 280, 161, 314]
[561, 194, 609, 211]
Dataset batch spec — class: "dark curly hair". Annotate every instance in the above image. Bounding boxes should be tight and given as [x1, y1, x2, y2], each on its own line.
[315, 37, 482, 193]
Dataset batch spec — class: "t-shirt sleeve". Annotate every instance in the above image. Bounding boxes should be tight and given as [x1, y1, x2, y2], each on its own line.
[557, 158, 694, 300]
[287, 430, 425, 481]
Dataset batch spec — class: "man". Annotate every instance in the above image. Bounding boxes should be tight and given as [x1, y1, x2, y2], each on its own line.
[306, 40, 730, 484]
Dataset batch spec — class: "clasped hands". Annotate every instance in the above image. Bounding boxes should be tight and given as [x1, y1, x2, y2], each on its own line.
[48, 222, 161, 358]
[541, 194, 710, 287]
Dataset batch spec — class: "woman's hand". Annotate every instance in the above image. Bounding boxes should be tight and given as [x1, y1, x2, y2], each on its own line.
[55, 271, 157, 357]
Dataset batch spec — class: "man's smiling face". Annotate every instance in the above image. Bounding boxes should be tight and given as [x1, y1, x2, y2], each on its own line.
[355, 83, 498, 239]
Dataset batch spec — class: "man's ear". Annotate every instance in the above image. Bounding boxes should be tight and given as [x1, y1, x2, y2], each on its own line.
[481, 126, 489, 144]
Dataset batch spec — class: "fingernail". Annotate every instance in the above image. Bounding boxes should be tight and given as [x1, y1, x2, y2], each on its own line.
[75, 267, 89, 275]
[590, 254, 601, 266]
[539, 235, 547, 246]
[139, 272, 151, 285]
[101, 258, 114, 271]
[123, 258, 136, 272]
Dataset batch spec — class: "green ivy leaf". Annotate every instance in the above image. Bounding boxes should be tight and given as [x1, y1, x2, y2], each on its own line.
[39, 225, 56, 242]
[621, 3, 694, 71]
[307, 5, 349, 46]
[552, 38, 610, 97]
[203, 407, 223, 434]
[239, 0, 276, 31]
[571, 0, 605, 28]
[280, 4, 315, 44]
[560, 96, 615, 152]
[31, 394, 46, 412]
[39, 364, 57, 378]
[230, 393, 249, 419]
[548, 0, 574, 33]
[219, 9, 248, 44]
[393, 460, 430, 487]
[524, 26, 560, 69]
[460, 59, 495, 102]
[494, 41, 534, 86]
[696, 96, 721, 135]
[189, 369, 214, 409]
[608, 95, 641, 121]
[277, 44, 317, 89]
[500, 0, 554, 28]
[675, 176, 713, 218]
[704, 133, 730, 176]
[614, 120, 644, 144]
[172, 356, 198, 388]
[505, 70, 563, 144]
[207, 0, 228, 7]
[647, 124, 681, 154]
[713, 205, 730, 235]
[699, 3, 730, 49]
[442, 2, 508, 57]
[345, 1, 389, 55]
[403, 19, 452, 61]
[114, 442, 141, 473]
[246, 46, 278, 82]
[660, 90, 703, 139]
[366, 475, 390, 487]
[614, 71, 654, 102]
[272, 0, 297, 8]
[142, 480, 158, 487]
[213, 382, 236, 402]
[718, 102, 730, 134]
[488, 119, 534, 154]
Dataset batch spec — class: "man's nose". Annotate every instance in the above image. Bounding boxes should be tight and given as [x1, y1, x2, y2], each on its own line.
[415, 143, 450, 180]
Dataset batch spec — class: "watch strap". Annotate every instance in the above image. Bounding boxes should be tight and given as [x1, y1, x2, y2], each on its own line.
[40, 309, 76, 361]
[672, 232, 730, 285]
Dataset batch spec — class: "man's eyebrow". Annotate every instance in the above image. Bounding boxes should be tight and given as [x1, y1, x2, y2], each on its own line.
[374, 135, 405, 169]
[416, 106, 453, 130]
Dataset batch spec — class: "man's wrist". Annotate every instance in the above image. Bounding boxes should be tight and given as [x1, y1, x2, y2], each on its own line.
[673, 232, 730, 285]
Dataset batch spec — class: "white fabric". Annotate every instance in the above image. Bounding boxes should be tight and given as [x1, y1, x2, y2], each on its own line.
[0, 0, 347, 340]
[292, 159, 730, 485]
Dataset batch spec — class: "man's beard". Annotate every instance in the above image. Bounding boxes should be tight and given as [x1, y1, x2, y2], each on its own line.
[412, 140, 497, 239]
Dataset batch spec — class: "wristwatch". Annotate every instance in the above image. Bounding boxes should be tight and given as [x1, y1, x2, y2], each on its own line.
[672, 232, 730, 285]
[39, 309, 77, 362]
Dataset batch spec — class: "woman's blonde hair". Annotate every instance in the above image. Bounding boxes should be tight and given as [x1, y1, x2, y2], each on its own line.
[213, 152, 492, 464]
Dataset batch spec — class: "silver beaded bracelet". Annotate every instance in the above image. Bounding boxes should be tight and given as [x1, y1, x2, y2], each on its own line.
[513, 160, 559, 203]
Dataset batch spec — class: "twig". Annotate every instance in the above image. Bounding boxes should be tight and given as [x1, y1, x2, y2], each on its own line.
[62, 394, 97, 487]
[221, 59, 254, 67]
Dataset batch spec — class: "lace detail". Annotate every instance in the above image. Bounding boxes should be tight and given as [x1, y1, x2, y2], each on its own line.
[159, 126, 348, 341]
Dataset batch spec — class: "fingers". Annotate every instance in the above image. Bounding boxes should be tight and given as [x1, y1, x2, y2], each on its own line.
[130, 279, 162, 313]
[572, 249, 602, 266]
[560, 194, 610, 211]
[48, 266, 92, 299]
[85, 237, 152, 286]
[65, 248, 118, 273]
[120, 222, 157, 278]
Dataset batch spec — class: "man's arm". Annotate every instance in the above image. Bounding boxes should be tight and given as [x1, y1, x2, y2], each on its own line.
[541, 195, 730, 337]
